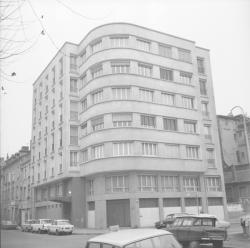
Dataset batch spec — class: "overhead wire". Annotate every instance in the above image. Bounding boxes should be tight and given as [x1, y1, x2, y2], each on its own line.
[55, 0, 112, 21]
[27, 0, 69, 58]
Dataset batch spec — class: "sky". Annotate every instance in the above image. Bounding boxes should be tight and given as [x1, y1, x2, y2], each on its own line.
[1, 0, 250, 158]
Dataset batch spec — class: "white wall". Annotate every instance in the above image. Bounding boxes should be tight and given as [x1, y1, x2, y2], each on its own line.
[139, 208, 159, 227]
[208, 206, 224, 220]
[163, 207, 182, 217]
[87, 210, 95, 228]
[184, 206, 202, 215]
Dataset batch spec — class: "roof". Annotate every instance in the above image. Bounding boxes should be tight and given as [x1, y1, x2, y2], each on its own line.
[176, 214, 217, 219]
[88, 229, 171, 247]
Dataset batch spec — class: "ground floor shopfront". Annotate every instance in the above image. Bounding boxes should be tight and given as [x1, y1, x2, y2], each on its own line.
[33, 172, 228, 228]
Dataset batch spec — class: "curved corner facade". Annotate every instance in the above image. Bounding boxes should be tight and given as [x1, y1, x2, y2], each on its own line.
[31, 23, 227, 228]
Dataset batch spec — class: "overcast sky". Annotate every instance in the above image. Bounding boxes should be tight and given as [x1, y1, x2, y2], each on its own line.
[1, 0, 250, 158]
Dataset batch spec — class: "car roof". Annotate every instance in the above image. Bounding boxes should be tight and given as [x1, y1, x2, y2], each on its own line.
[176, 214, 217, 219]
[88, 229, 171, 247]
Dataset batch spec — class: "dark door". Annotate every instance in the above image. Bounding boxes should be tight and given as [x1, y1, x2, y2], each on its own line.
[106, 199, 130, 227]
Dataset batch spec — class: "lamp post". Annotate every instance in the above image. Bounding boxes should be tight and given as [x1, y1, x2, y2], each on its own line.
[229, 106, 250, 166]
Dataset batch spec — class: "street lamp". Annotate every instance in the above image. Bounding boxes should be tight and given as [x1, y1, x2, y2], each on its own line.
[229, 106, 250, 166]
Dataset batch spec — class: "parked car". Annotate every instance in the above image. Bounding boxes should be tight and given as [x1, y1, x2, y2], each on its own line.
[155, 213, 191, 229]
[86, 228, 181, 248]
[166, 214, 227, 248]
[1, 220, 17, 230]
[21, 219, 37, 232]
[31, 219, 52, 233]
[48, 219, 74, 235]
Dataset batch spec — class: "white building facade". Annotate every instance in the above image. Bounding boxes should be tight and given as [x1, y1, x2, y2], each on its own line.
[31, 23, 227, 228]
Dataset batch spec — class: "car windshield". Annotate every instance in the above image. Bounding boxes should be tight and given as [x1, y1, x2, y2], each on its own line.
[125, 234, 181, 248]
[172, 218, 183, 226]
[42, 220, 52, 224]
[182, 218, 194, 226]
[57, 221, 70, 225]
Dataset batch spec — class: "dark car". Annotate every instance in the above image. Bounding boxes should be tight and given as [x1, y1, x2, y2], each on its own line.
[155, 213, 190, 229]
[1, 220, 17, 230]
[166, 214, 227, 248]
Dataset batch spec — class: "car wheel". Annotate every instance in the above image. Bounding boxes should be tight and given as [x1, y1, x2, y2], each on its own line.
[188, 241, 200, 248]
[213, 240, 223, 248]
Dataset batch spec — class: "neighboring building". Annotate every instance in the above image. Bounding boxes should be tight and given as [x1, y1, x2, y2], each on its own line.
[217, 114, 250, 210]
[0, 146, 31, 224]
[31, 23, 227, 228]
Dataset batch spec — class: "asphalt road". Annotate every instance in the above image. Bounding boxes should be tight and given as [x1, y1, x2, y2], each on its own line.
[1, 228, 250, 248]
[1, 230, 95, 248]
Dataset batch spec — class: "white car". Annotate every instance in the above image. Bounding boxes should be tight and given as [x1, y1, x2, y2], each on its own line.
[48, 219, 74, 235]
[86, 228, 181, 248]
[197, 214, 230, 229]
[31, 219, 52, 233]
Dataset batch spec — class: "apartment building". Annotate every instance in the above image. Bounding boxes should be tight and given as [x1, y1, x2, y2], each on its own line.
[217, 114, 250, 211]
[31, 23, 227, 228]
[0, 146, 31, 225]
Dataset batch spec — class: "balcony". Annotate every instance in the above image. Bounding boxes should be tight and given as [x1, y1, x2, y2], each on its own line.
[49, 194, 71, 203]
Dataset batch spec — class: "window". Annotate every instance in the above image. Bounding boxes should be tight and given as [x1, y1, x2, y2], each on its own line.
[161, 176, 180, 192]
[91, 39, 102, 53]
[70, 151, 77, 167]
[87, 180, 94, 196]
[180, 72, 192, 84]
[91, 65, 103, 79]
[105, 175, 129, 193]
[112, 113, 132, 127]
[197, 57, 205, 74]
[138, 175, 158, 192]
[183, 177, 200, 192]
[70, 101, 78, 121]
[142, 142, 157, 156]
[52, 67, 56, 84]
[70, 126, 78, 145]
[112, 87, 131, 99]
[81, 122, 87, 137]
[165, 144, 180, 158]
[70, 55, 77, 70]
[186, 146, 199, 159]
[111, 61, 130, 74]
[92, 90, 103, 104]
[81, 149, 88, 163]
[59, 57, 63, 77]
[207, 148, 215, 167]
[158, 44, 172, 58]
[199, 79, 207, 95]
[138, 63, 152, 77]
[163, 118, 177, 131]
[113, 142, 132, 156]
[201, 102, 209, 117]
[205, 177, 221, 192]
[182, 96, 194, 109]
[110, 36, 128, 47]
[51, 133, 54, 151]
[80, 50, 86, 64]
[161, 92, 175, 106]
[184, 120, 197, 133]
[137, 38, 151, 51]
[81, 98, 87, 111]
[79, 74, 87, 89]
[141, 115, 156, 128]
[92, 144, 104, 159]
[178, 48, 191, 62]
[139, 88, 153, 102]
[160, 68, 173, 81]
[70, 78, 78, 93]
[91, 116, 104, 131]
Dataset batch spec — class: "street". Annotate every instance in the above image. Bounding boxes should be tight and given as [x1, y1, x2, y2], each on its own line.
[1, 225, 250, 248]
[1, 230, 95, 248]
